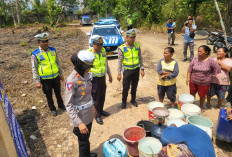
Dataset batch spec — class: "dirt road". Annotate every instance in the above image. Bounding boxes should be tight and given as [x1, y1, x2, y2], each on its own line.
[1, 25, 231, 157]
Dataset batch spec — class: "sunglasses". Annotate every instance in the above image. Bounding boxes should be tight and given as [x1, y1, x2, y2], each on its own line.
[41, 40, 48, 43]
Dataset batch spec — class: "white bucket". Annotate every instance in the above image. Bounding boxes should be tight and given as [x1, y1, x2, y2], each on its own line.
[147, 101, 164, 124]
[193, 124, 212, 139]
[181, 104, 201, 121]
[138, 137, 162, 157]
[166, 119, 187, 127]
[178, 93, 195, 110]
[167, 108, 184, 121]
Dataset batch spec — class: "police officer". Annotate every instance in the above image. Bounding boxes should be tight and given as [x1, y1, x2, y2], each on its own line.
[89, 35, 112, 125]
[31, 32, 65, 116]
[117, 29, 145, 109]
[65, 50, 97, 157]
[127, 15, 133, 30]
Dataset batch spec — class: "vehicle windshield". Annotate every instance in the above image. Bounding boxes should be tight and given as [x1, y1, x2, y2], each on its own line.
[92, 27, 119, 36]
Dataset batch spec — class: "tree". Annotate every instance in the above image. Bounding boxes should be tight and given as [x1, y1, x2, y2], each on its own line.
[47, 0, 63, 26]
[9, 0, 17, 28]
[15, 0, 21, 28]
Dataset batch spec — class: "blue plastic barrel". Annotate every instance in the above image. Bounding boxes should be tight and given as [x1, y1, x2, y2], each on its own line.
[216, 109, 232, 142]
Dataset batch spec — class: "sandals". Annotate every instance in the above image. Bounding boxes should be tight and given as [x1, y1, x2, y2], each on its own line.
[206, 103, 212, 109]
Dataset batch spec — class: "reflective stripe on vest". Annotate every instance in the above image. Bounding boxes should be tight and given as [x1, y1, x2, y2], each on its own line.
[36, 49, 59, 79]
[120, 43, 140, 70]
[89, 48, 107, 77]
[157, 60, 177, 86]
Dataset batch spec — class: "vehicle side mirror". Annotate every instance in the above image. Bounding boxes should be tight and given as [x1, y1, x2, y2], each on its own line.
[86, 33, 90, 37]
[121, 30, 124, 34]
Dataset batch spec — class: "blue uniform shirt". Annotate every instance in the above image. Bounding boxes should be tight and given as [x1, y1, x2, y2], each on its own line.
[161, 124, 215, 157]
[166, 22, 174, 34]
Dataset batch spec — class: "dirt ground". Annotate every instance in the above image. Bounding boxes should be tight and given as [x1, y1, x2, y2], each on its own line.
[1, 24, 232, 157]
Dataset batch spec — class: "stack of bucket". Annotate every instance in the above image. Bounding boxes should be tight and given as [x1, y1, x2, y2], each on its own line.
[178, 93, 195, 110]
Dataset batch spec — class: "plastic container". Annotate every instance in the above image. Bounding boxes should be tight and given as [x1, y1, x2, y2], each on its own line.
[181, 104, 201, 121]
[216, 108, 232, 142]
[122, 126, 146, 156]
[194, 124, 212, 139]
[147, 101, 164, 124]
[167, 108, 184, 121]
[137, 120, 155, 137]
[138, 137, 162, 157]
[103, 138, 127, 157]
[178, 93, 195, 110]
[166, 119, 187, 127]
[187, 115, 213, 128]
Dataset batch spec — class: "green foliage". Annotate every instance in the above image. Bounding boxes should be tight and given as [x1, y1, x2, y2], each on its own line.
[28, 48, 34, 56]
[20, 41, 27, 46]
[47, 0, 63, 26]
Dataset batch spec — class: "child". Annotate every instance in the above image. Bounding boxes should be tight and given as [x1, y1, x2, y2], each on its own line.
[157, 47, 179, 107]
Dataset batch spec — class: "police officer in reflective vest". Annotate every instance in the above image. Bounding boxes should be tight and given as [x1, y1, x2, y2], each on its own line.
[31, 32, 65, 116]
[117, 29, 145, 109]
[127, 15, 133, 30]
[89, 35, 112, 125]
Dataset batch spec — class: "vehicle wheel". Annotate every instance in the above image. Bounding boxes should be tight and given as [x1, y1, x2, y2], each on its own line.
[207, 37, 212, 45]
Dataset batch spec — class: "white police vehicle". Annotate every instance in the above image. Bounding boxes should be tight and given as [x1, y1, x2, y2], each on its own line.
[87, 24, 124, 57]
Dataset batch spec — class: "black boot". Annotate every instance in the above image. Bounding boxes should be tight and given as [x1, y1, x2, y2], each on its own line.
[130, 100, 138, 107]
[96, 117, 103, 125]
[121, 101, 127, 109]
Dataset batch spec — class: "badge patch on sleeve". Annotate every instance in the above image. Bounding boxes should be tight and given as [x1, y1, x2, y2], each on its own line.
[31, 55, 35, 61]
[67, 82, 73, 91]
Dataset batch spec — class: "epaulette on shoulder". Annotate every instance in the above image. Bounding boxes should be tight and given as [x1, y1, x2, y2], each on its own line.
[48, 47, 56, 51]
[31, 48, 40, 56]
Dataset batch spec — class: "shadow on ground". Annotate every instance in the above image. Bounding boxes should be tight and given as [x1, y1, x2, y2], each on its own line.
[17, 109, 50, 157]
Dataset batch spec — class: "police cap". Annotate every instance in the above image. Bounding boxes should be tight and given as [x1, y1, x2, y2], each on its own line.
[78, 50, 95, 65]
[126, 29, 136, 37]
[35, 32, 49, 40]
[91, 35, 105, 44]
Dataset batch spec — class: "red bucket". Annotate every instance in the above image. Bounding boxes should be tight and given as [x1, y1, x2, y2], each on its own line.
[122, 126, 146, 156]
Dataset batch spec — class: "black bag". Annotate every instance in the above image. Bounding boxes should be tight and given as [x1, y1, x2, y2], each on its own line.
[189, 27, 195, 38]
[190, 32, 195, 38]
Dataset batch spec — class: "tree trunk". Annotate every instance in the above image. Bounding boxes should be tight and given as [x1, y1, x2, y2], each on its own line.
[15, 0, 21, 28]
[225, 0, 232, 34]
[9, 0, 17, 28]
[214, 0, 228, 48]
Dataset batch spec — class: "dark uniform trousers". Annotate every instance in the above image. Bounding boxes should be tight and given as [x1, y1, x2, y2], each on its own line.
[91, 76, 106, 118]
[73, 123, 92, 157]
[122, 67, 140, 102]
[40, 75, 64, 111]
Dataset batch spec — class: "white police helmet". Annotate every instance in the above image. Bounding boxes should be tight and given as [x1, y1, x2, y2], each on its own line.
[78, 50, 95, 65]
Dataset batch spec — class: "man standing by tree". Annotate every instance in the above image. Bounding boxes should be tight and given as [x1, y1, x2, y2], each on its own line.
[31, 32, 65, 116]
[117, 29, 145, 109]
[166, 18, 175, 45]
[182, 18, 197, 62]
[127, 15, 133, 30]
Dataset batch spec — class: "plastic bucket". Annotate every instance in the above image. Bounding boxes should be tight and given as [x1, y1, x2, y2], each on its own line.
[147, 101, 164, 124]
[138, 137, 162, 157]
[194, 124, 212, 139]
[137, 120, 155, 137]
[122, 126, 146, 157]
[167, 108, 184, 121]
[166, 119, 187, 127]
[181, 104, 201, 121]
[178, 93, 195, 110]
[187, 115, 213, 128]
